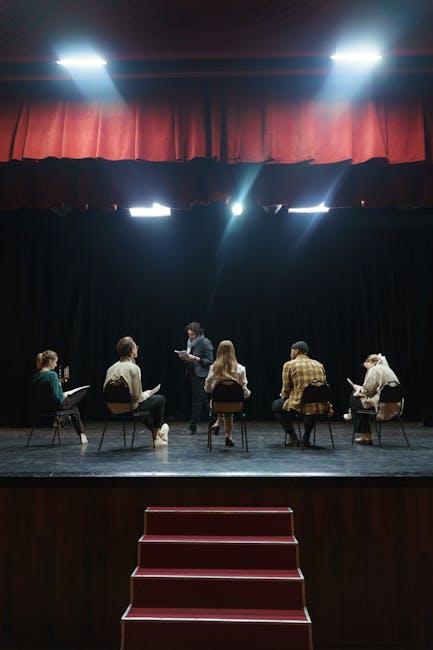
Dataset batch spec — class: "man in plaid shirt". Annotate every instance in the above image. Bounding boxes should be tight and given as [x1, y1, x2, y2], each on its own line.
[272, 341, 327, 447]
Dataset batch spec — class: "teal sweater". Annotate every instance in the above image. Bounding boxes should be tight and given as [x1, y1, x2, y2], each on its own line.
[32, 370, 65, 407]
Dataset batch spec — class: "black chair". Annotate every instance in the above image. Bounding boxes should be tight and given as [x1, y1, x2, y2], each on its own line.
[351, 382, 409, 447]
[98, 379, 153, 451]
[292, 381, 334, 449]
[208, 379, 248, 451]
[26, 406, 80, 447]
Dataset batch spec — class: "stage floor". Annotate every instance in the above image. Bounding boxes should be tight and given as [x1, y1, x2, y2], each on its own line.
[0, 421, 432, 481]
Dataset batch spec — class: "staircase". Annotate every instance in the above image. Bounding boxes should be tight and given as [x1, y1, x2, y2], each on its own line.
[121, 506, 313, 650]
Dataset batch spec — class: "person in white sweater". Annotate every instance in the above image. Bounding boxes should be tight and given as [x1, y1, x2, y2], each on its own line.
[103, 336, 169, 446]
[344, 353, 400, 445]
[204, 340, 251, 447]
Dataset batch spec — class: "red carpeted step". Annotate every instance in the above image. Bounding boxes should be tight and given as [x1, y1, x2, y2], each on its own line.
[145, 506, 294, 536]
[138, 534, 299, 570]
[131, 567, 306, 609]
[122, 605, 312, 650]
[121, 507, 312, 650]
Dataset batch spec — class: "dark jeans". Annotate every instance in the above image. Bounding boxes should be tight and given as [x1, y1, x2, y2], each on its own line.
[60, 387, 87, 436]
[189, 372, 209, 425]
[350, 394, 372, 434]
[135, 394, 166, 430]
[272, 397, 316, 441]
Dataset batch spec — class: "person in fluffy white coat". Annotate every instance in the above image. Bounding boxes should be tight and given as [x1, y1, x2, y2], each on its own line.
[344, 353, 400, 445]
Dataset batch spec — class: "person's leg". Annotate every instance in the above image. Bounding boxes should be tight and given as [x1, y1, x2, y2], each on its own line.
[303, 415, 316, 445]
[189, 374, 206, 432]
[350, 395, 373, 443]
[223, 414, 234, 447]
[272, 398, 299, 445]
[60, 391, 88, 444]
[67, 407, 87, 444]
[61, 388, 87, 409]
[135, 395, 167, 441]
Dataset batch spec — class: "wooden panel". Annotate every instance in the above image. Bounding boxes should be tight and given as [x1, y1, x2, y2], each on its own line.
[0, 481, 432, 650]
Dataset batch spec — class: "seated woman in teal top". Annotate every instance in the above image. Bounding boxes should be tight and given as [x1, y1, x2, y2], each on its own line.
[32, 350, 88, 445]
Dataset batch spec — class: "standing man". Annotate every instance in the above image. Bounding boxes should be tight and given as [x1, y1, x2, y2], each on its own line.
[176, 322, 213, 434]
[272, 341, 328, 447]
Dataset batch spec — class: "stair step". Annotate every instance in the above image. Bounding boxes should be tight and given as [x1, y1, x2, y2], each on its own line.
[122, 606, 312, 650]
[145, 507, 294, 536]
[138, 535, 299, 569]
[131, 567, 306, 609]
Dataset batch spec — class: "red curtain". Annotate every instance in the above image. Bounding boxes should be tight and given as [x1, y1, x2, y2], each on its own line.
[0, 81, 431, 165]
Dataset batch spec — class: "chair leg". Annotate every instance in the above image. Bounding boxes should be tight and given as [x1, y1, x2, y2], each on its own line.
[399, 417, 410, 447]
[98, 420, 108, 451]
[328, 420, 335, 449]
[243, 415, 248, 452]
[208, 415, 212, 451]
[131, 421, 136, 449]
[50, 418, 61, 447]
[26, 420, 36, 447]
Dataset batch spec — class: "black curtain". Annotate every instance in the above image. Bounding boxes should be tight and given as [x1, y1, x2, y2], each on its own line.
[1, 206, 432, 425]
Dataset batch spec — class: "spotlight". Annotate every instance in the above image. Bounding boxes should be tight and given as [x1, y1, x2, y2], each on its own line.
[263, 204, 283, 214]
[56, 57, 107, 68]
[129, 203, 171, 217]
[288, 202, 329, 214]
[331, 51, 382, 63]
[231, 202, 244, 216]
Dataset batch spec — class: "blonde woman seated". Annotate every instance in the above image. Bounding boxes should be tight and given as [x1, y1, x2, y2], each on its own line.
[204, 340, 251, 447]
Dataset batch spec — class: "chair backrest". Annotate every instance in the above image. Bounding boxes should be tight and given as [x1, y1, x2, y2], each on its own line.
[301, 380, 332, 406]
[379, 381, 403, 403]
[211, 379, 244, 414]
[377, 381, 403, 421]
[103, 378, 133, 414]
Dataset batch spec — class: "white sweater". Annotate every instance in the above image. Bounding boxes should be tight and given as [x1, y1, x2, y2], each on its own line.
[359, 356, 399, 410]
[103, 358, 150, 411]
[204, 362, 251, 398]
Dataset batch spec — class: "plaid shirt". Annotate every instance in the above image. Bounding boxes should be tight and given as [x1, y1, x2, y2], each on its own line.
[280, 355, 327, 414]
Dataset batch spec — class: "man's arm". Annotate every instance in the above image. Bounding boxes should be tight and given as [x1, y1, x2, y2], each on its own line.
[196, 338, 214, 368]
[280, 362, 292, 398]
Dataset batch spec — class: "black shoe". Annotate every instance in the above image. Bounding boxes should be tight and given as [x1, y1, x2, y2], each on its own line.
[211, 425, 220, 436]
[285, 438, 300, 448]
[189, 424, 197, 435]
[225, 436, 234, 447]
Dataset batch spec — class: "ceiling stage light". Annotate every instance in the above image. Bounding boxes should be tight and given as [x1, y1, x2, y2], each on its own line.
[288, 202, 330, 214]
[56, 57, 107, 68]
[231, 202, 244, 216]
[129, 203, 171, 217]
[331, 51, 382, 63]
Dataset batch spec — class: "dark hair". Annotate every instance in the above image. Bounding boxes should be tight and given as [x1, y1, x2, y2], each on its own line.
[186, 321, 203, 335]
[117, 336, 136, 357]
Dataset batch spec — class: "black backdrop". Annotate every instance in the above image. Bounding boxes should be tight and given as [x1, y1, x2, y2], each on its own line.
[1, 205, 432, 425]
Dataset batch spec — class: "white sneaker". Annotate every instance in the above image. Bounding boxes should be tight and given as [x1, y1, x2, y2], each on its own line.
[154, 435, 168, 447]
[343, 412, 352, 421]
[80, 433, 88, 445]
[159, 423, 169, 442]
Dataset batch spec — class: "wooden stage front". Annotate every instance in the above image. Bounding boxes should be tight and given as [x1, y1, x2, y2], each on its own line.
[0, 421, 432, 650]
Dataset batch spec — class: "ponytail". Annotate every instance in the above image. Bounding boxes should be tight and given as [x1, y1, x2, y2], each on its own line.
[36, 350, 58, 370]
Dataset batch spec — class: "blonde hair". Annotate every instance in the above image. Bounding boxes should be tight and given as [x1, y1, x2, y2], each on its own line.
[212, 340, 238, 381]
[36, 350, 58, 370]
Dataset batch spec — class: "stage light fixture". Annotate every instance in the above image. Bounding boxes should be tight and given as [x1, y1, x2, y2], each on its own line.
[56, 57, 107, 68]
[129, 203, 171, 217]
[263, 204, 283, 214]
[288, 202, 330, 214]
[231, 202, 244, 216]
[331, 51, 382, 63]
